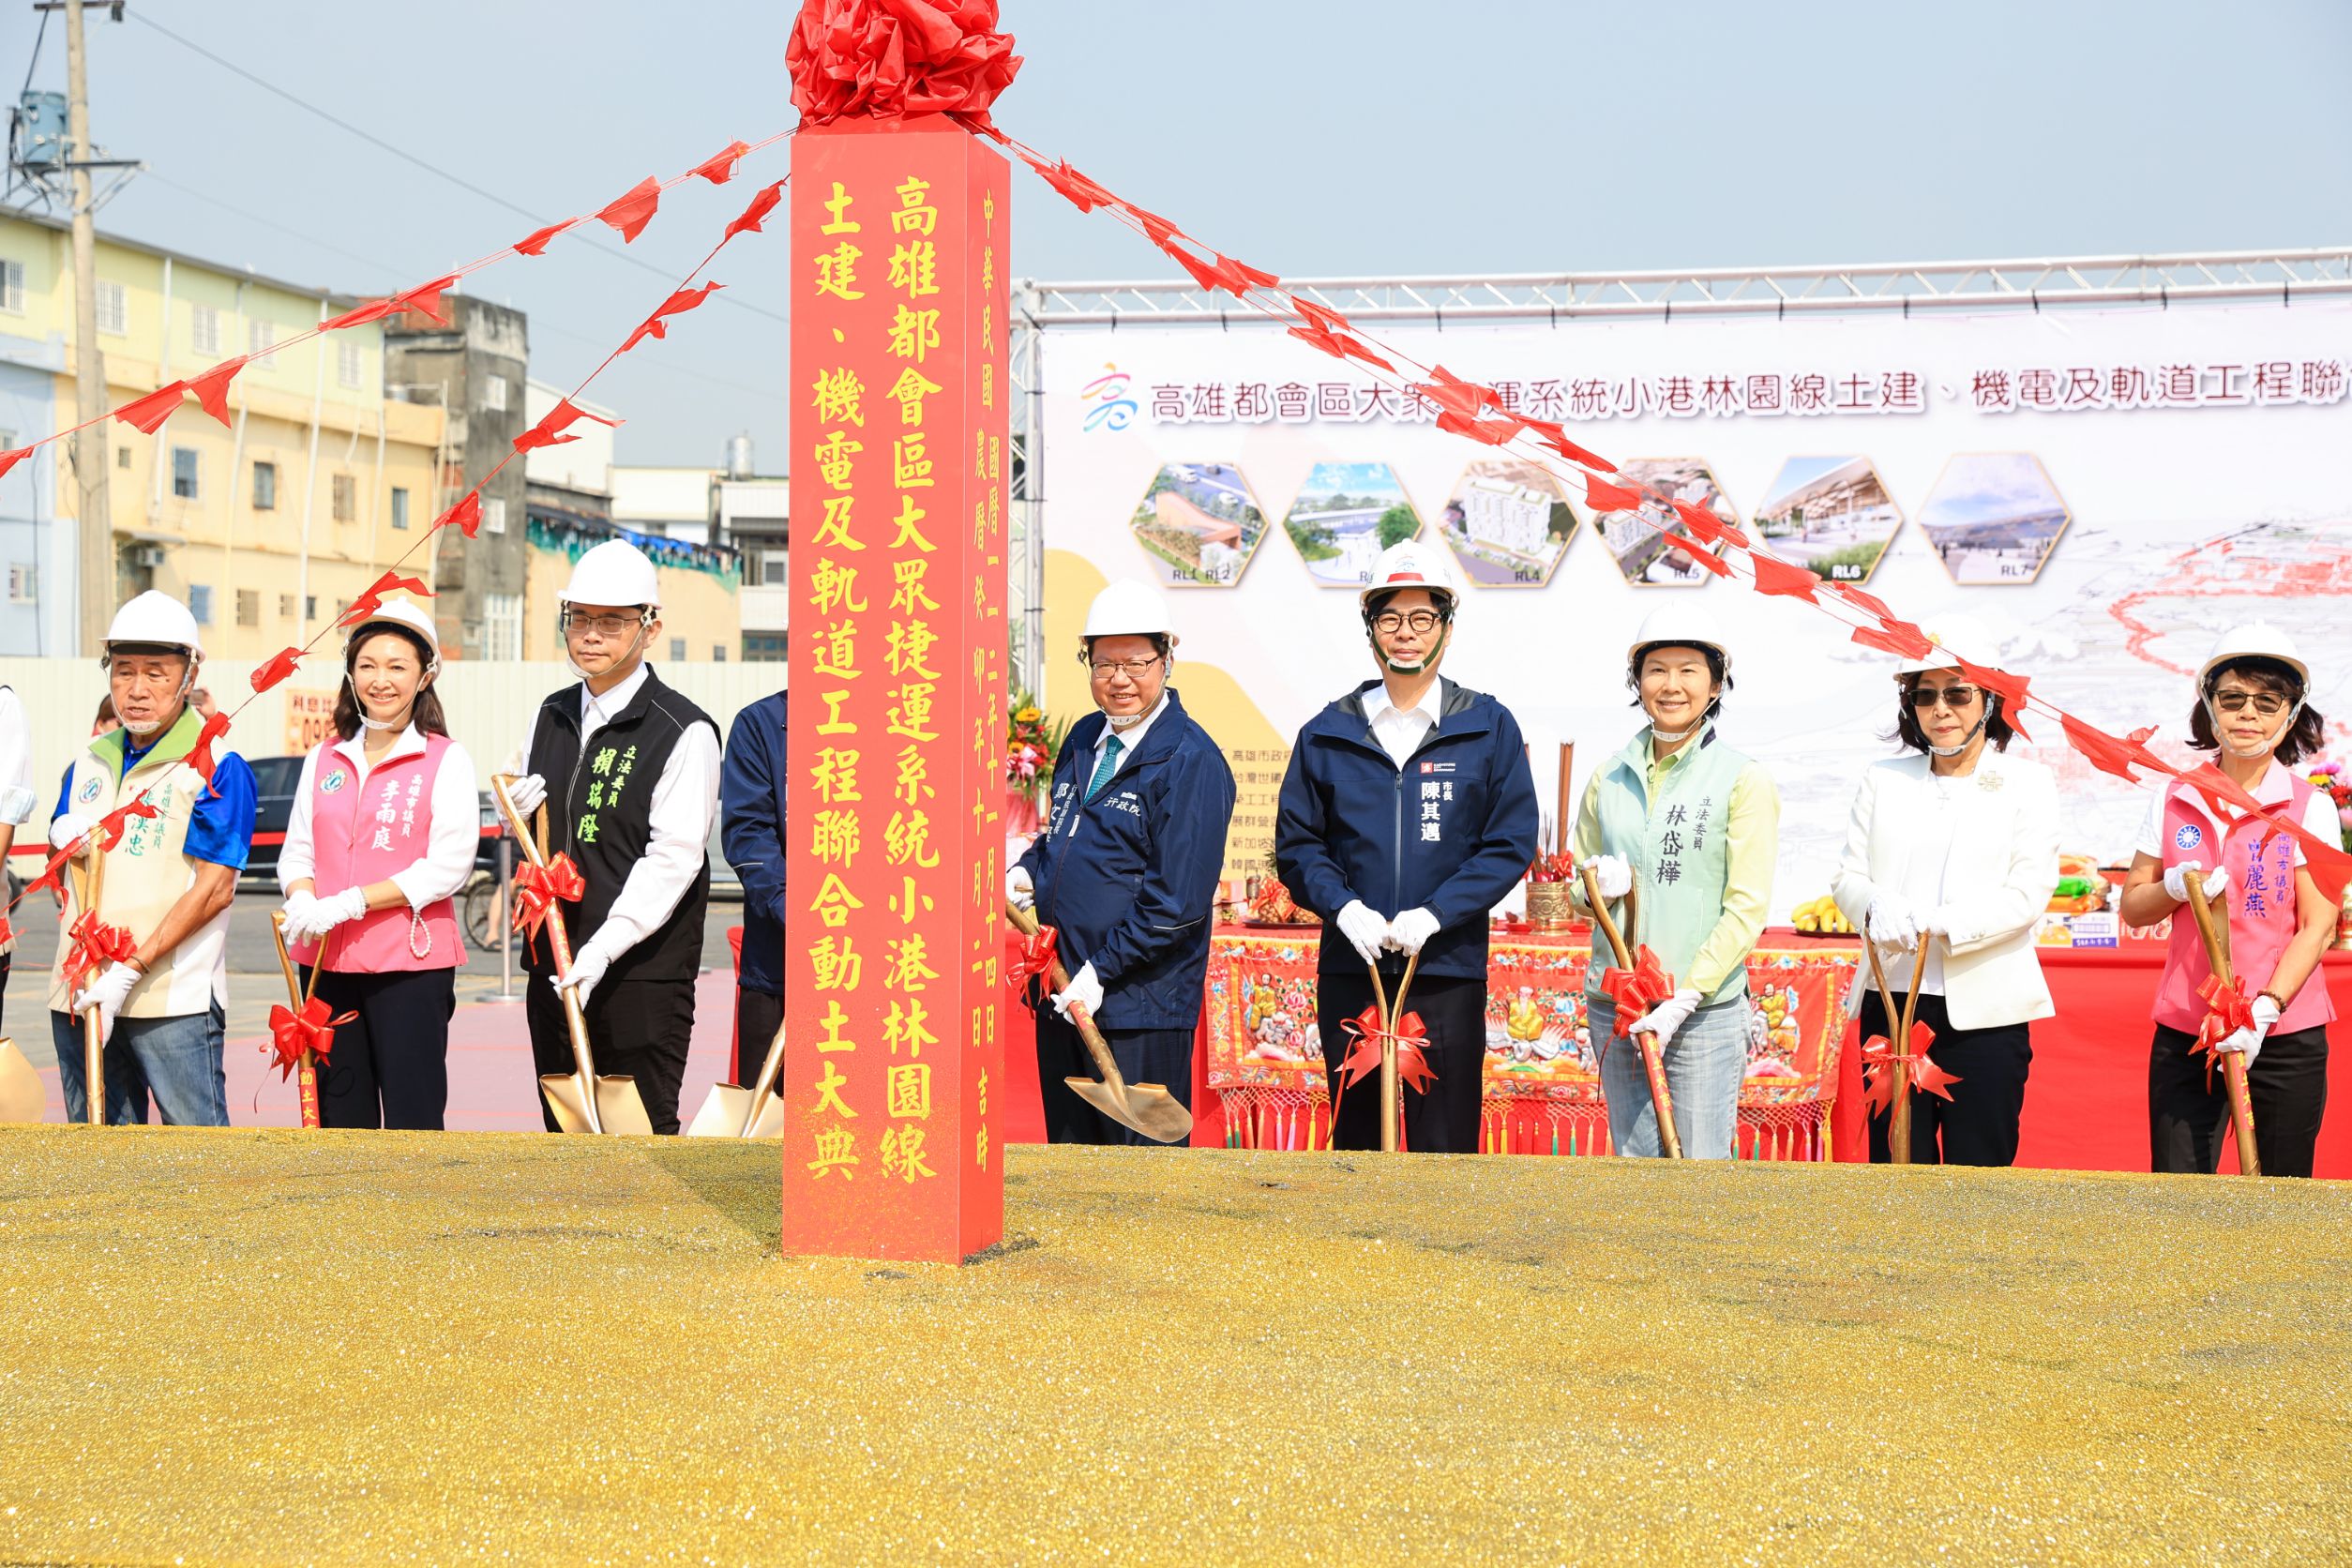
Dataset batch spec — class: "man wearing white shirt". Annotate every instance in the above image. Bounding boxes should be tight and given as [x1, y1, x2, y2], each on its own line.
[504, 540, 720, 1135]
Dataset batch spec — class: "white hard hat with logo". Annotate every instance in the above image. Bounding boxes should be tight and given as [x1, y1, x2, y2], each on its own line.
[1626, 603, 1728, 674]
[2196, 622, 2307, 688]
[346, 597, 442, 669]
[1895, 613, 1997, 678]
[104, 589, 204, 661]
[1081, 578, 1177, 642]
[1358, 539, 1459, 613]
[558, 538, 662, 610]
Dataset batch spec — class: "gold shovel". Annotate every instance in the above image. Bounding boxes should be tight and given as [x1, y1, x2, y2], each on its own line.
[1006, 901, 1192, 1144]
[490, 774, 653, 1137]
[1861, 933, 1933, 1165]
[2179, 872, 2262, 1178]
[0, 1034, 39, 1123]
[68, 850, 106, 1125]
[686, 1014, 788, 1138]
[1582, 863, 1681, 1159]
[1364, 952, 1421, 1153]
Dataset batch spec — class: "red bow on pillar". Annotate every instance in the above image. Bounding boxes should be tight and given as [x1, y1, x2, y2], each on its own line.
[1861, 1021, 1957, 1114]
[1007, 923, 1060, 986]
[265, 997, 354, 1079]
[2193, 972, 2255, 1088]
[1598, 947, 1674, 1037]
[511, 854, 587, 956]
[62, 912, 137, 988]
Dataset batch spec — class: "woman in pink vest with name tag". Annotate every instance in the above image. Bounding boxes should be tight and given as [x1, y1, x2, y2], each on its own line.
[277, 599, 477, 1130]
[2122, 623, 2336, 1177]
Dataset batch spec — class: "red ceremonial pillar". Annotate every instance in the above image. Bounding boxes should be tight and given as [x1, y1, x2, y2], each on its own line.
[781, 117, 1011, 1262]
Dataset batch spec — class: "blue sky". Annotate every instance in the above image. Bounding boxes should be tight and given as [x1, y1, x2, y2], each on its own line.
[11, 0, 2347, 464]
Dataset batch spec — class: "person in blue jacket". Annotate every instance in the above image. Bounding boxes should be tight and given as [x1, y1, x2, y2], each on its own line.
[1275, 541, 1539, 1153]
[719, 689, 788, 1099]
[1008, 580, 1236, 1144]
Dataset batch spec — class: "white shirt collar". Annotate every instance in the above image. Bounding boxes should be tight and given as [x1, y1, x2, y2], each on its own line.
[1095, 693, 1168, 757]
[1366, 679, 1442, 729]
[581, 662, 651, 725]
[331, 722, 430, 773]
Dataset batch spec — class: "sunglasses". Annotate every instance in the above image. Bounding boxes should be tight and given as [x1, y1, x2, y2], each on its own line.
[1907, 684, 1983, 710]
[2211, 689, 2290, 716]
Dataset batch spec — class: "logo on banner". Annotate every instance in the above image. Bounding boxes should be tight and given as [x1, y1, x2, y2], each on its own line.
[2173, 822, 2204, 852]
[322, 768, 351, 794]
[1078, 365, 1138, 433]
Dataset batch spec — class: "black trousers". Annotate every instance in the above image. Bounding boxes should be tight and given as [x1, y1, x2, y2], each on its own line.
[1316, 967, 1485, 1154]
[733, 985, 786, 1092]
[525, 972, 697, 1136]
[2149, 1021, 2329, 1178]
[1034, 1008, 1194, 1146]
[1856, 989, 2032, 1167]
[299, 965, 457, 1131]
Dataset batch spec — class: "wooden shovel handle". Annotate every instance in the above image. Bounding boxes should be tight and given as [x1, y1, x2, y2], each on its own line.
[70, 851, 105, 1126]
[1580, 863, 1636, 972]
[2181, 874, 2262, 1177]
[1005, 901, 1126, 1091]
[267, 912, 325, 1129]
[1582, 863, 1680, 1156]
[492, 774, 603, 1132]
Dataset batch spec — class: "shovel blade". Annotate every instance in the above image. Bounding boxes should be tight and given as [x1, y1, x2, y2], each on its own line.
[539, 1074, 654, 1136]
[686, 1084, 788, 1139]
[0, 1038, 42, 1124]
[540, 1074, 595, 1134]
[1065, 1075, 1194, 1145]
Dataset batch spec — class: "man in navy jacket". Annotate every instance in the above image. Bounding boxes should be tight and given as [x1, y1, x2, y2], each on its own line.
[1276, 542, 1538, 1153]
[720, 689, 788, 1096]
[1009, 580, 1236, 1144]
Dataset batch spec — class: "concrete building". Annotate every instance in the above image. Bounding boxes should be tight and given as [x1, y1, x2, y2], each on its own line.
[1457, 475, 1551, 557]
[384, 297, 529, 662]
[716, 438, 786, 662]
[611, 464, 716, 546]
[0, 207, 448, 656]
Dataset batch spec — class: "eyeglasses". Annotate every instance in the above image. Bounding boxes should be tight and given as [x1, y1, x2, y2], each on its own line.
[1088, 656, 1162, 681]
[1371, 609, 1443, 636]
[2212, 689, 2289, 716]
[563, 611, 644, 640]
[1907, 684, 1983, 711]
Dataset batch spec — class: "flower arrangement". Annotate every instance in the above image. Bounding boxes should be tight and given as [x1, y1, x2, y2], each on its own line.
[2305, 760, 2352, 851]
[1004, 692, 1064, 792]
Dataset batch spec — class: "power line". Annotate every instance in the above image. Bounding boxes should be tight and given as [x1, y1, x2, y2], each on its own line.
[125, 9, 791, 325]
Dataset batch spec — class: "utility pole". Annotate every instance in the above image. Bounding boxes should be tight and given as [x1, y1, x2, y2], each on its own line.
[64, 0, 113, 653]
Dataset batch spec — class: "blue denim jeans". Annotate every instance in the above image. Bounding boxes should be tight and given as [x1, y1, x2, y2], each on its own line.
[1589, 992, 1749, 1159]
[50, 1003, 229, 1127]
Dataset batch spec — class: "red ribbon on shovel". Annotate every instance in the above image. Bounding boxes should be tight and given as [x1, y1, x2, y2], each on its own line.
[1007, 921, 1060, 986]
[264, 997, 354, 1080]
[61, 911, 137, 988]
[1862, 1021, 1959, 1114]
[2193, 972, 2256, 1089]
[511, 853, 587, 957]
[1598, 944, 1674, 1036]
[1331, 1002, 1436, 1127]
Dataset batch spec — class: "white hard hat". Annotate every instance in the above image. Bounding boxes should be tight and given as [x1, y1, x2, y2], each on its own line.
[1895, 613, 1998, 678]
[2197, 622, 2307, 689]
[346, 597, 441, 667]
[558, 538, 661, 610]
[104, 589, 204, 661]
[1626, 603, 1728, 674]
[1358, 539, 1458, 612]
[1082, 578, 1176, 641]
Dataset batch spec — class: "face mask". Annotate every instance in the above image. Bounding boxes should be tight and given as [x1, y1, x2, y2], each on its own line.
[1377, 623, 1449, 677]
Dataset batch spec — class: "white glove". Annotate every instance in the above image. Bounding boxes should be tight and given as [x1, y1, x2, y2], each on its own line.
[1006, 866, 1035, 911]
[50, 812, 97, 853]
[552, 939, 612, 1011]
[1049, 960, 1104, 1020]
[2164, 861, 2228, 905]
[1334, 900, 1390, 966]
[1584, 854, 1634, 900]
[1866, 894, 1921, 952]
[504, 773, 548, 818]
[71, 960, 141, 1041]
[279, 890, 321, 941]
[296, 886, 369, 943]
[1627, 987, 1703, 1049]
[2219, 994, 2282, 1067]
[1386, 907, 1441, 955]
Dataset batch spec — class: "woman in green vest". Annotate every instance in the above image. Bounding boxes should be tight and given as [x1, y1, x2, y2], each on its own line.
[1572, 605, 1780, 1157]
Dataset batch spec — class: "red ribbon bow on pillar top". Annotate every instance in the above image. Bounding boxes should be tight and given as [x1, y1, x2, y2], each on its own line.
[1861, 1021, 1958, 1115]
[1334, 1003, 1437, 1114]
[1598, 947, 1675, 1037]
[62, 911, 137, 988]
[2193, 972, 2256, 1088]
[1006, 922, 1060, 987]
[265, 997, 354, 1079]
[511, 854, 587, 956]
[785, 0, 1024, 128]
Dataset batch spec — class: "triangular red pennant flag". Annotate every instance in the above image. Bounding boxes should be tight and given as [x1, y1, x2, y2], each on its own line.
[1126, 204, 1183, 250]
[724, 181, 784, 242]
[513, 218, 579, 257]
[1748, 553, 1820, 602]
[1953, 657, 2034, 738]
[187, 357, 247, 427]
[1293, 298, 1353, 337]
[1517, 417, 1614, 473]
[339, 570, 436, 627]
[433, 492, 482, 538]
[1664, 533, 1732, 577]
[186, 710, 233, 798]
[1832, 583, 1897, 622]
[515, 398, 622, 454]
[2060, 715, 2163, 786]
[0, 445, 33, 481]
[250, 647, 303, 694]
[1434, 409, 1526, 446]
[1022, 154, 1118, 214]
[322, 298, 397, 333]
[113, 382, 188, 434]
[1850, 619, 1935, 659]
[1670, 497, 1748, 550]
[621, 282, 725, 353]
[595, 176, 662, 242]
[1586, 475, 1642, 512]
[392, 274, 458, 325]
[690, 139, 750, 185]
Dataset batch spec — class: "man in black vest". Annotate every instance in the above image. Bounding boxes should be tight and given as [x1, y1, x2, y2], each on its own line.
[503, 539, 721, 1135]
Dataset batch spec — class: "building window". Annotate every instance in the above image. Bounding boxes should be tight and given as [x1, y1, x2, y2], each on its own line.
[279, 593, 295, 620]
[8, 564, 36, 603]
[389, 487, 410, 530]
[251, 460, 277, 509]
[188, 584, 213, 625]
[0, 260, 24, 315]
[670, 637, 686, 662]
[249, 320, 277, 367]
[742, 634, 788, 662]
[481, 375, 507, 413]
[115, 445, 131, 471]
[95, 279, 127, 336]
[171, 446, 199, 500]
[331, 473, 356, 522]
[483, 593, 522, 662]
[337, 339, 362, 389]
[235, 587, 259, 626]
[304, 595, 316, 623]
[482, 497, 506, 535]
[190, 304, 220, 357]
[713, 643, 727, 662]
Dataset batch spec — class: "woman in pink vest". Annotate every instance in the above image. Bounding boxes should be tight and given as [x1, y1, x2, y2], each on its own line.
[277, 599, 477, 1129]
[2121, 623, 2336, 1177]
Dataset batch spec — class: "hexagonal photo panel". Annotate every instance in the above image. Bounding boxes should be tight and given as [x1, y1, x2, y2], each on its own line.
[1438, 459, 1579, 588]
[1753, 456, 1904, 586]
[1917, 453, 2071, 585]
[1127, 463, 1271, 588]
[1585, 459, 1734, 587]
[1282, 460, 1423, 588]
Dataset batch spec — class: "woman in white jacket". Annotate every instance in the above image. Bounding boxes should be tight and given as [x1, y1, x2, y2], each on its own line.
[1833, 619, 2060, 1166]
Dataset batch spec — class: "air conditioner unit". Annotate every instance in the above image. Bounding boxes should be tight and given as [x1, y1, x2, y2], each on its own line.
[131, 545, 166, 568]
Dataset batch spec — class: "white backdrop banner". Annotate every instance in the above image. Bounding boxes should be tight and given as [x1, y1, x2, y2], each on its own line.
[1033, 298, 2352, 917]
